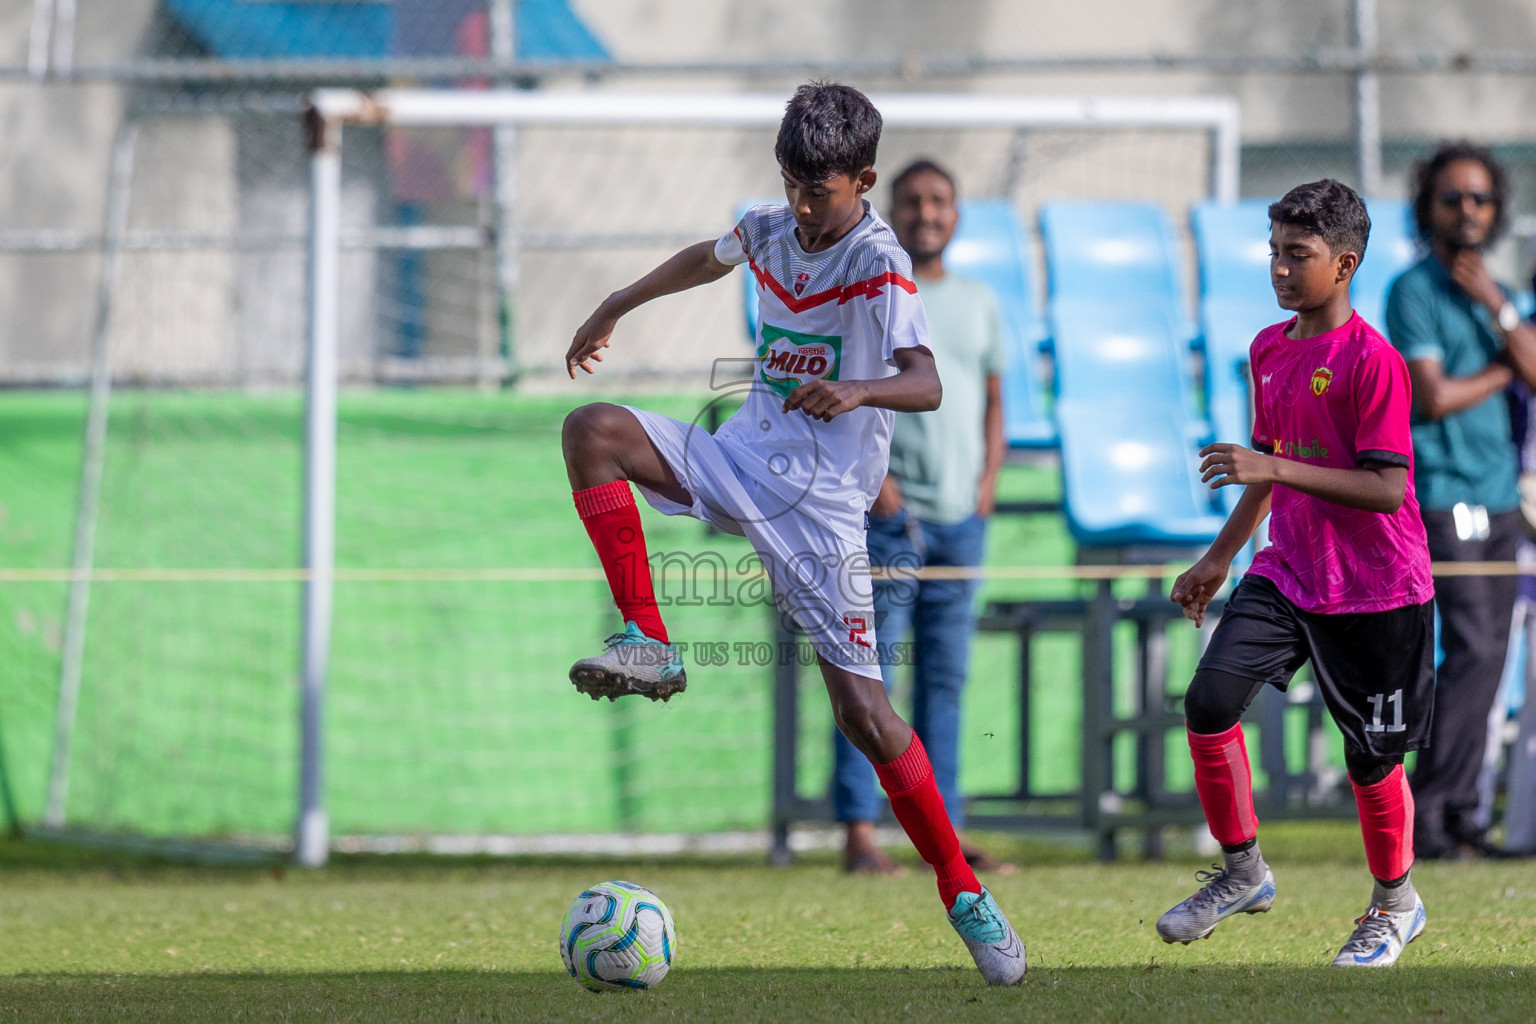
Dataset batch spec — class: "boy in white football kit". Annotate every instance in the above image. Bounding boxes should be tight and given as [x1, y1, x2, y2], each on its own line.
[560, 84, 1026, 985]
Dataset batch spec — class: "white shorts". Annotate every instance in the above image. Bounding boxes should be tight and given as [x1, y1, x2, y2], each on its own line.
[624, 405, 881, 680]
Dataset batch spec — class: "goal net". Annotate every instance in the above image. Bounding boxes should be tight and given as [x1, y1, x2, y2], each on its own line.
[16, 88, 1237, 858]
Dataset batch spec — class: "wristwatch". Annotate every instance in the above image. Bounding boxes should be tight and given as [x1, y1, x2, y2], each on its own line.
[1498, 300, 1521, 332]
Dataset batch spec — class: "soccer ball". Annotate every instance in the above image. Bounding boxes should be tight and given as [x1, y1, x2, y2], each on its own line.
[559, 880, 676, 992]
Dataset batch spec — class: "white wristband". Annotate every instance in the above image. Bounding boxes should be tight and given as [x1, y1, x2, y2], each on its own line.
[1498, 300, 1520, 333]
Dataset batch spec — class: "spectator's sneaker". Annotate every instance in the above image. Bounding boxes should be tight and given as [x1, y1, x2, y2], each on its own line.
[947, 887, 1026, 986]
[569, 621, 687, 702]
[1330, 896, 1426, 967]
[1156, 865, 1276, 944]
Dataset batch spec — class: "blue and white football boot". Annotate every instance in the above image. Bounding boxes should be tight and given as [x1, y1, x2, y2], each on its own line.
[1330, 895, 1427, 967]
[948, 887, 1026, 985]
[1156, 865, 1276, 944]
[569, 621, 687, 702]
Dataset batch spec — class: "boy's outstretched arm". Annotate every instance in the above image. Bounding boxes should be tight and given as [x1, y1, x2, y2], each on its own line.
[1200, 443, 1406, 514]
[1171, 481, 1272, 626]
[781, 345, 941, 422]
[566, 240, 732, 378]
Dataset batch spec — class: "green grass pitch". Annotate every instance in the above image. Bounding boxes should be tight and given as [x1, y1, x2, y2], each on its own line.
[2, 825, 1535, 1022]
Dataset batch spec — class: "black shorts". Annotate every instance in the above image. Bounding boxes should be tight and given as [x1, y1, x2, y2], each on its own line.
[1198, 574, 1435, 759]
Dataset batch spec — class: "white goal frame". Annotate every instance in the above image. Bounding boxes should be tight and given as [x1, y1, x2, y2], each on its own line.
[294, 88, 1242, 866]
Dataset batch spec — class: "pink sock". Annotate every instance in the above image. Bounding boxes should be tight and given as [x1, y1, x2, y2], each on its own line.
[1187, 723, 1258, 847]
[1353, 765, 1414, 881]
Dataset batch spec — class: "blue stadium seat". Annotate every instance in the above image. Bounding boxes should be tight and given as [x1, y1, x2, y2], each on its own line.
[1042, 201, 1220, 546]
[1191, 200, 1279, 452]
[1353, 198, 1420, 331]
[945, 200, 1054, 448]
[1049, 297, 1196, 413]
[1190, 200, 1284, 523]
[1191, 200, 1277, 308]
[1039, 201, 1190, 326]
[1056, 398, 1224, 546]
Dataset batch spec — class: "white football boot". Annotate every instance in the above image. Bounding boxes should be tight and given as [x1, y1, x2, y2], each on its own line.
[1331, 895, 1427, 967]
[1156, 865, 1276, 944]
[569, 621, 687, 702]
[947, 887, 1026, 986]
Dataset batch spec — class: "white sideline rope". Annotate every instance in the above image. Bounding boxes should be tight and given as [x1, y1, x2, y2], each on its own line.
[0, 561, 1526, 582]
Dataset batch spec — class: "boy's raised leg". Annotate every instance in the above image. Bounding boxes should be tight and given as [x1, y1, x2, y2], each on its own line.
[822, 660, 1025, 985]
[563, 403, 690, 701]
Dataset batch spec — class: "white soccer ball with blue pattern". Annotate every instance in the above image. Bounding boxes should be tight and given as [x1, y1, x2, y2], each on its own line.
[559, 880, 676, 992]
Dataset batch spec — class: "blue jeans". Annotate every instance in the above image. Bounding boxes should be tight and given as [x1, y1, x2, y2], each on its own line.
[832, 507, 987, 825]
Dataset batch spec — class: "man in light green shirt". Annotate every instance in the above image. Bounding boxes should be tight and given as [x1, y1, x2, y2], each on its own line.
[832, 159, 1010, 874]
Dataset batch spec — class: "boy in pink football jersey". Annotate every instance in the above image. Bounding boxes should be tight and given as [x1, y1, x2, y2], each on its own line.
[1155, 179, 1434, 967]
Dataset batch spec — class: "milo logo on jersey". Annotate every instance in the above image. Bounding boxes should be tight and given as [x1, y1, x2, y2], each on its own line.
[757, 324, 843, 398]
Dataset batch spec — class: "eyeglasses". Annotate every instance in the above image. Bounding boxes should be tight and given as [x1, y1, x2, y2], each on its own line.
[1438, 189, 1496, 208]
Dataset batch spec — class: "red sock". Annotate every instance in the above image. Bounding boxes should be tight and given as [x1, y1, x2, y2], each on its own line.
[874, 733, 978, 909]
[1353, 764, 1414, 881]
[573, 481, 668, 643]
[1187, 723, 1258, 847]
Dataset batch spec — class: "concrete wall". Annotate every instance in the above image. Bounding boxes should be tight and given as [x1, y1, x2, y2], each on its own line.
[3, 1, 1536, 383]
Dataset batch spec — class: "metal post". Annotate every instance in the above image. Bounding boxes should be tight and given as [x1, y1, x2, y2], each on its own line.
[612, 699, 638, 830]
[0, 708, 19, 836]
[45, 120, 138, 828]
[1211, 100, 1242, 203]
[49, 0, 75, 77]
[27, 0, 55, 78]
[770, 612, 798, 867]
[296, 105, 341, 868]
[1352, 0, 1382, 195]
[1015, 623, 1033, 799]
[1259, 686, 1290, 812]
[1135, 605, 1169, 859]
[1082, 579, 1117, 860]
[489, 0, 520, 385]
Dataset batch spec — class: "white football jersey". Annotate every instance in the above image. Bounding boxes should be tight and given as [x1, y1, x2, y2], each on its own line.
[711, 201, 929, 527]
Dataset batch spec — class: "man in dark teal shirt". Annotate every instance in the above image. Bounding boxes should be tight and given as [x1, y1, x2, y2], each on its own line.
[1387, 141, 1536, 858]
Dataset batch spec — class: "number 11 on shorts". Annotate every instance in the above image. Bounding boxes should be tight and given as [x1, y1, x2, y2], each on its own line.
[1365, 689, 1406, 733]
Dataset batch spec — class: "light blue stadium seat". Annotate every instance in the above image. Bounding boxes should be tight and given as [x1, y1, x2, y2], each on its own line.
[1056, 398, 1225, 547]
[945, 200, 1054, 448]
[1039, 201, 1192, 336]
[1049, 298, 1196, 413]
[1043, 202, 1220, 547]
[1191, 200, 1279, 439]
[1353, 198, 1420, 331]
[1199, 298, 1272, 417]
[1191, 200, 1285, 522]
[1192, 200, 1277, 308]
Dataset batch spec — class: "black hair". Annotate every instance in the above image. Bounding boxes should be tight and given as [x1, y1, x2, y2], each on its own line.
[1410, 140, 1509, 245]
[890, 158, 957, 200]
[774, 82, 882, 184]
[1268, 178, 1371, 265]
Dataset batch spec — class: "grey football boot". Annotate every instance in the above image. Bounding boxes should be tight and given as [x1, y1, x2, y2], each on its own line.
[947, 887, 1027, 985]
[1331, 894, 1426, 967]
[569, 621, 687, 702]
[1156, 864, 1276, 944]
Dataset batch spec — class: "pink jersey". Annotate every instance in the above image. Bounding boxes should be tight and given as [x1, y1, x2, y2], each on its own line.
[1246, 313, 1434, 614]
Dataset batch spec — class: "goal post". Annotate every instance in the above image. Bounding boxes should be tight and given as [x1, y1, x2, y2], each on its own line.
[28, 88, 1243, 866]
[294, 89, 1241, 865]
